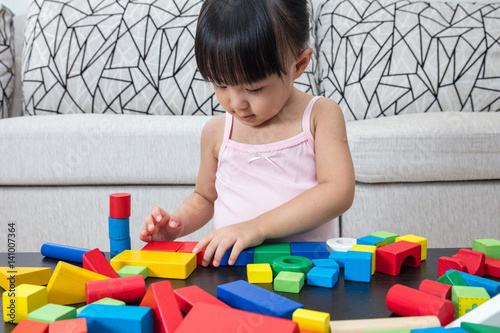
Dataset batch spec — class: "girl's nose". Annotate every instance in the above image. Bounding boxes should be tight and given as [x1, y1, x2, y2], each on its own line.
[229, 91, 249, 111]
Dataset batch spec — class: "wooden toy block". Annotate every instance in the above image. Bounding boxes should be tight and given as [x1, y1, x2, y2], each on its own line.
[357, 235, 387, 248]
[485, 257, 500, 278]
[376, 240, 421, 276]
[350, 244, 377, 274]
[108, 217, 130, 240]
[396, 234, 427, 261]
[3, 284, 47, 323]
[77, 304, 152, 333]
[386, 284, 455, 326]
[345, 251, 372, 283]
[329, 251, 346, 267]
[86, 274, 146, 304]
[139, 281, 182, 333]
[312, 258, 340, 270]
[217, 279, 304, 319]
[369, 231, 400, 244]
[290, 242, 330, 260]
[110, 250, 196, 279]
[48, 318, 87, 333]
[0, 267, 52, 290]
[451, 286, 490, 319]
[330, 316, 441, 333]
[175, 302, 300, 333]
[307, 267, 339, 288]
[46, 261, 110, 305]
[274, 271, 305, 293]
[247, 263, 273, 283]
[271, 255, 313, 278]
[77, 297, 125, 315]
[438, 257, 468, 278]
[219, 247, 254, 266]
[445, 293, 500, 328]
[11, 319, 49, 333]
[140, 241, 183, 252]
[437, 270, 468, 286]
[326, 237, 356, 252]
[452, 249, 486, 276]
[41, 243, 93, 263]
[410, 328, 447, 333]
[450, 270, 500, 297]
[117, 265, 148, 279]
[461, 322, 500, 333]
[82, 248, 119, 278]
[27, 303, 76, 323]
[109, 193, 131, 219]
[446, 328, 471, 333]
[293, 308, 330, 333]
[254, 242, 291, 264]
[109, 238, 131, 259]
[173, 285, 230, 314]
[418, 279, 452, 299]
[177, 241, 204, 265]
[472, 239, 500, 260]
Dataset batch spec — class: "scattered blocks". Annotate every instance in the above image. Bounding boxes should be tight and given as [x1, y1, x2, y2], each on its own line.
[3, 284, 47, 323]
[108, 217, 131, 242]
[46, 261, 110, 305]
[376, 240, 421, 276]
[437, 270, 468, 286]
[217, 279, 304, 319]
[357, 235, 387, 248]
[173, 285, 230, 314]
[350, 244, 377, 274]
[82, 248, 119, 278]
[307, 267, 339, 288]
[77, 297, 125, 315]
[438, 257, 468, 278]
[0, 267, 52, 290]
[78, 304, 152, 333]
[485, 257, 500, 278]
[369, 231, 400, 245]
[274, 271, 305, 293]
[452, 286, 490, 318]
[117, 265, 148, 279]
[345, 251, 372, 283]
[452, 249, 486, 276]
[472, 239, 500, 259]
[110, 250, 196, 279]
[140, 241, 183, 252]
[396, 234, 428, 261]
[450, 270, 500, 297]
[219, 247, 254, 266]
[86, 274, 146, 304]
[109, 193, 132, 258]
[254, 243, 291, 264]
[247, 263, 273, 283]
[41, 243, 92, 264]
[139, 281, 183, 333]
[271, 256, 312, 277]
[27, 303, 76, 323]
[293, 308, 330, 333]
[290, 242, 330, 260]
[418, 279, 452, 299]
[48, 318, 87, 333]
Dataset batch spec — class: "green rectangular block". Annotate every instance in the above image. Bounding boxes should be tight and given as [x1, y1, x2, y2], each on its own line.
[436, 270, 468, 286]
[461, 322, 500, 333]
[77, 297, 126, 314]
[254, 243, 291, 264]
[27, 303, 76, 323]
[472, 239, 500, 259]
[369, 231, 399, 245]
[117, 265, 148, 279]
[274, 271, 304, 293]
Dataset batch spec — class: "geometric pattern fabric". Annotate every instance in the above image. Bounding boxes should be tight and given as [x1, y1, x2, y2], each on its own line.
[22, 0, 315, 116]
[0, 5, 14, 118]
[316, 0, 500, 121]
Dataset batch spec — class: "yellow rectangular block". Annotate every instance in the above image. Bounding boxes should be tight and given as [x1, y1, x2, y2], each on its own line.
[351, 244, 376, 275]
[3, 284, 47, 323]
[0, 267, 52, 290]
[293, 308, 330, 333]
[110, 250, 197, 279]
[47, 261, 110, 305]
[396, 234, 427, 261]
[247, 263, 273, 284]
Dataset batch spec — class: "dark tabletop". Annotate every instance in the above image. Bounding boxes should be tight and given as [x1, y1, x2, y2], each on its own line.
[2, 249, 498, 333]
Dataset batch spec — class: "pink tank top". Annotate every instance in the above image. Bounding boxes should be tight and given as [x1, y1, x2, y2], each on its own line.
[213, 96, 338, 242]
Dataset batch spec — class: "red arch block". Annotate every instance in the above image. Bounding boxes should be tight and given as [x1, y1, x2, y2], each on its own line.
[376, 241, 421, 276]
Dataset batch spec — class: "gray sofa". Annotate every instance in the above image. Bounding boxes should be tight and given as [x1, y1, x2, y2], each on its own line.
[1, 0, 499, 253]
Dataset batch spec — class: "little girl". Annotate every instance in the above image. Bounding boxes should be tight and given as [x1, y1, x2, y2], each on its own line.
[140, 0, 355, 266]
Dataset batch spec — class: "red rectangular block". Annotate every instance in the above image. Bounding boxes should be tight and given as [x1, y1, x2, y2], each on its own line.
[174, 285, 230, 314]
[438, 257, 468, 278]
[452, 249, 485, 276]
[418, 279, 452, 299]
[12, 319, 49, 333]
[83, 248, 119, 278]
[177, 241, 205, 265]
[140, 281, 183, 333]
[485, 256, 500, 278]
[376, 241, 421, 276]
[141, 241, 183, 252]
[86, 275, 146, 304]
[49, 318, 87, 333]
[175, 303, 299, 333]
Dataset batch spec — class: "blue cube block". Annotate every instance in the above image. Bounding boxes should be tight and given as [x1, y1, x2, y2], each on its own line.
[78, 304, 152, 333]
[329, 251, 346, 268]
[291, 242, 330, 260]
[357, 235, 387, 248]
[108, 217, 130, 240]
[219, 247, 254, 266]
[345, 251, 372, 283]
[311, 258, 340, 270]
[307, 267, 339, 288]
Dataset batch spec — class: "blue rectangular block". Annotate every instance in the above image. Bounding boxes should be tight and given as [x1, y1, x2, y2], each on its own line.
[345, 251, 372, 283]
[307, 267, 339, 288]
[219, 247, 254, 266]
[357, 235, 387, 247]
[108, 217, 130, 240]
[78, 304, 152, 333]
[447, 269, 500, 297]
[291, 242, 330, 260]
[329, 251, 346, 268]
[41, 242, 92, 263]
[217, 280, 303, 319]
[411, 327, 446, 332]
[311, 258, 340, 270]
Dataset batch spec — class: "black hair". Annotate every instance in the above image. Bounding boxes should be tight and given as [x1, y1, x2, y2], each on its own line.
[195, 0, 310, 86]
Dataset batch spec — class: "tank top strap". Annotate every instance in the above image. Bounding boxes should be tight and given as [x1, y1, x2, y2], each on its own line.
[302, 96, 322, 151]
[218, 112, 234, 167]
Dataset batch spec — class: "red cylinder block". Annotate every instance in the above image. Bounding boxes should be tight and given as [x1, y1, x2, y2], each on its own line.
[86, 275, 146, 304]
[109, 193, 131, 219]
[418, 279, 452, 299]
[386, 284, 455, 326]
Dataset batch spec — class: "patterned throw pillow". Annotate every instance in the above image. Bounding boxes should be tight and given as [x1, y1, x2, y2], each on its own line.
[22, 0, 316, 116]
[0, 5, 15, 119]
[316, 0, 500, 121]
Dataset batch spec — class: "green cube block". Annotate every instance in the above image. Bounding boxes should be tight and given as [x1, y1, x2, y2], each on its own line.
[27, 303, 76, 323]
[437, 270, 468, 286]
[274, 271, 304, 293]
[451, 286, 490, 319]
[254, 243, 291, 264]
[369, 231, 400, 245]
[461, 322, 500, 333]
[77, 297, 126, 314]
[472, 239, 500, 259]
[117, 265, 148, 279]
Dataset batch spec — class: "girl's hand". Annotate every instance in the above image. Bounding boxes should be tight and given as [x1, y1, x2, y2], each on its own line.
[139, 206, 184, 242]
[194, 221, 265, 267]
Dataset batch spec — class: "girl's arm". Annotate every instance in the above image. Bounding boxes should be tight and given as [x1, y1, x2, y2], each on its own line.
[195, 98, 355, 266]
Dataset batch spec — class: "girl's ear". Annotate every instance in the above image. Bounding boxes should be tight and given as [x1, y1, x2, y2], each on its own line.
[293, 48, 313, 79]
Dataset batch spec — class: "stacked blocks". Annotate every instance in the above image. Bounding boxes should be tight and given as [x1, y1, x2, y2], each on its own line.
[109, 193, 132, 258]
[307, 267, 339, 288]
[139, 281, 183, 333]
[376, 240, 421, 276]
[274, 271, 305, 293]
[451, 286, 490, 318]
[3, 284, 47, 324]
[0, 267, 52, 290]
[27, 303, 76, 323]
[396, 234, 428, 261]
[293, 308, 330, 333]
[86, 275, 146, 304]
[78, 304, 152, 333]
[247, 263, 273, 283]
[472, 239, 500, 259]
[345, 251, 372, 282]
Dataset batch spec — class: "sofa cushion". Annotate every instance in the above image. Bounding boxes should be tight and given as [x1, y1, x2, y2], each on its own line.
[316, 0, 500, 121]
[22, 0, 316, 116]
[0, 5, 14, 118]
[347, 112, 500, 183]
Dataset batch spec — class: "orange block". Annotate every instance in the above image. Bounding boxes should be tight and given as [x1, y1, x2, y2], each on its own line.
[11, 319, 48, 333]
[48, 318, 87, 333]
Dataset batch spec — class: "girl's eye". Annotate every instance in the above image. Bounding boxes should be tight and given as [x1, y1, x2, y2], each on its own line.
[247, 88, 262, 94]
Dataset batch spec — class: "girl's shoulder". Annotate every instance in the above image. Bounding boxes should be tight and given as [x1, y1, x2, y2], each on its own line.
[309, 97, 346, 137]
[201, 113, 226, 157]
